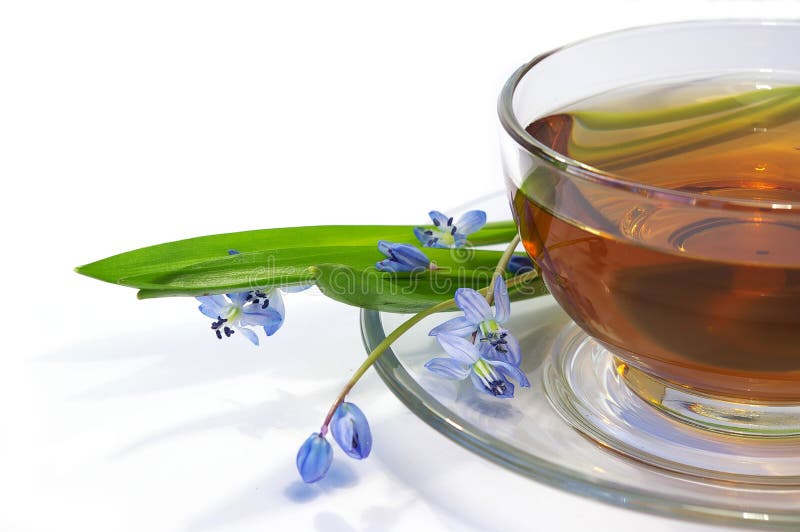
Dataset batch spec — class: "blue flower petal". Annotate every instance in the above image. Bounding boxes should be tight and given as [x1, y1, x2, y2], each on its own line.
[428, 316, 476, 337]
[238, 327, 260, 346]
[468, 371, 514, 398]
[198, 303, 222, 319]
[436, 334, 480, 364]
[330, 402, 372, 460]
[424, 357, 471, 379]
[376, 259, 410, 272]
[454, 288, 492, 324]
[281, 284, 313, 293]
[507, 255, 535, 275]
[241, 306, 282, 326]
[377, 240, 393, 256]
[429, 210, 450, 227]
[455, 210, 487, 235]
[480, 339, 521, 367]
[493, 276, 511, 324]
[262, 290, 285, 336]
[413, 226, 429, 247]
[391, 243, 431, 269]
[196, 295, 226, 310]
[296, 433, 333, 483]
[502, 332, 522, 366]
[376, 242, 430, 272]
[227, 292, 250, 306]
[486, 358, 530, 388]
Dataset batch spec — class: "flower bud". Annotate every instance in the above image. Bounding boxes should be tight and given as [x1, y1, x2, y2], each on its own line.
[330, 402, 372, 459]
[296, 432, 333, 483]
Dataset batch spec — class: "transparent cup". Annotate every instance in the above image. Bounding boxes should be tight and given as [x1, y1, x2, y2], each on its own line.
[499, 20, 800, 479]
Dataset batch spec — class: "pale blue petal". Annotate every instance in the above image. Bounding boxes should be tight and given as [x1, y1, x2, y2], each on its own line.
[238, 327, 260, 346]
[429, 210, 450, 227]
[241, 306, 282, 327]
[413, 226, 430, 246]
[453, 234, 468, 248]
[428, 316, 476, 337]
[454, 288, 492, 324]
[377, 240, 393, 256]
[436, 334, 480, 364]
[267, 289, 285, 317]
[486, 359, 530, 388]
[391, 243, 431, 269]
[198, 304, 221, 319]
[424, 357, 471, 380]
[469, 371, 514, 397]
[196, 295, 226, 310]
[330, 402, 372, 460]
[469, 371, 485, 393]
[281, 284, 313, 293]
[227, 292, 250, 306]
[296, 433, 333, 483]
[262, 290, 285, 336]
[503, 333, 522, 366]
[455, 210, 487, 235]
[493, 275, 510, 324]
[480, 340, 513, 366]
[376, 259, 410, 272]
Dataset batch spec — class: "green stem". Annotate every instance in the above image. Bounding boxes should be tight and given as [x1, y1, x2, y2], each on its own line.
[319, 267, 539, 434]
[486, 235, 521, 306]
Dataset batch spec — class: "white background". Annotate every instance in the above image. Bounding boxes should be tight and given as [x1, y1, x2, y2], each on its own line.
[2, 1, 797, 531]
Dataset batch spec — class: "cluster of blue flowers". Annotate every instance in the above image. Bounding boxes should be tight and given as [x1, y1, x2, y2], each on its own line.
[195, 212, 532, 484]
[375, 209, 487, 273]
[426, 275, 529, 398]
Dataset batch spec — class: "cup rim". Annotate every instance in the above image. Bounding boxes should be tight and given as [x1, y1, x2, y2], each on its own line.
[498, 19, 800, 213]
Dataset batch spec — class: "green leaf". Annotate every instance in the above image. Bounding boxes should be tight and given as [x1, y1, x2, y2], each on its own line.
[76, 222, 517, 286]
[75, 222, 548, 313]
[129, 246, 545, 313]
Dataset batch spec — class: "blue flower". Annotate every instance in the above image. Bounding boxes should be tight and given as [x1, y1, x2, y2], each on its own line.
[425, 333, 530, 398]
[296, 433, 333, 483]
[429, 275, 520, 365]
[330, 402, 372, 459]
[507, 255, 535, 275]
[414, 210, 487, 248]
[196, 289, 284, 346]
[376, 241, 434, 272]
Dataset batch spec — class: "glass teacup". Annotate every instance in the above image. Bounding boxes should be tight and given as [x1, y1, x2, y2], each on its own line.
[499, 20, 800, 468]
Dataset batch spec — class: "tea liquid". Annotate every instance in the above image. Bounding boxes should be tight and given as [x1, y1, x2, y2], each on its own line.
[512, 75, 800, 402]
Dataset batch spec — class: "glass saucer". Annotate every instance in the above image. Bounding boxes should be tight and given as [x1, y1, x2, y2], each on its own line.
[361, 296, 800, 529]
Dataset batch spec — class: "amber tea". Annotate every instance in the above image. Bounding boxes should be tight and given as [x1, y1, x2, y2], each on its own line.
[511, 76, 800, 402]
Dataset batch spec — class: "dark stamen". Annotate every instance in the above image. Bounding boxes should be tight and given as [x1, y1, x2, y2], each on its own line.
[489, 380, 507, 396]
[424, 230, 433, 236]
[450, 226, 457, 235]
[215, 330, 222, 340]
[223, 326, 234, 337]
[262, 299, 269, 309]
[433, 218, 440, 227]
[447, 217, 453, 226]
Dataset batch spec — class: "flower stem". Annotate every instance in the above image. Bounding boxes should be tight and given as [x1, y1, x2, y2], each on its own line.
[319, 267, 538, 435]
[486, 235, 521, 306]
